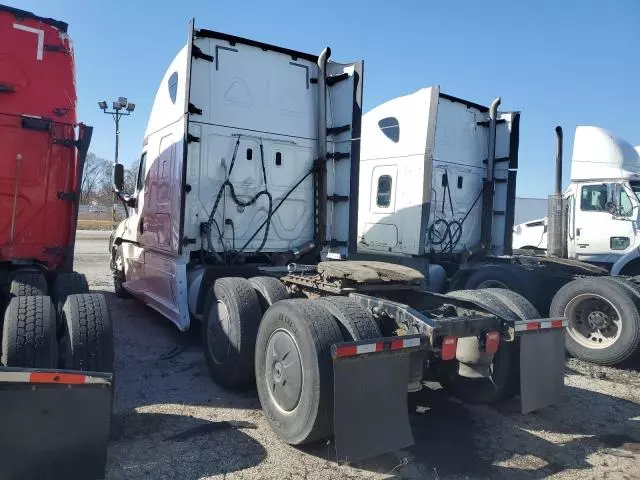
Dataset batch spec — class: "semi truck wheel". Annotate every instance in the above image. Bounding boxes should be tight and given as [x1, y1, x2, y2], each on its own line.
[52, 272, 89, 315]
[463, 265, 538, 306]
[1, 295, 57, 368]
[551, 277, 640, 365]
[9, 270, 48, 297]
[314, 296, 381, 340]
[255, 299, 343, 445]
[439, 289, 537, 404]
[112, 246, 130, 298]
[59, 294, 114, 372]
[482, 288, 541, 320]
[446, 289, 520, 322]
[202, 277, 262, 388]
[249, 276, 289, 312]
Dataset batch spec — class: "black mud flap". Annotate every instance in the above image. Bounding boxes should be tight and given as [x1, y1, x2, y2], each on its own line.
[0, 368, 113, 480]
[331, 335, 425, 463]
[516, 319, 566, 413]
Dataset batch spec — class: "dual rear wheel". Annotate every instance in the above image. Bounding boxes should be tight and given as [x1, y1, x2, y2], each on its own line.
[201, 276, 380, 444]
[1, 270, 113, 372]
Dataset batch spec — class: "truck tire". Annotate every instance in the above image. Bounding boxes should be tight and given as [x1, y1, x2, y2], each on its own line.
[550, 277, 640, 365]
[439, 289, 538, 404]
[463, 265, 537, 307]
[59, 294, 114, 372]
[314, 296, 381, 340]
[202, 277, 262, 388]
[52, 272, 89, 315]
[9, 270, 48, 297]
[446, 289, 520, 322]
[112, 246, 130, 298]
[481, 288, 541, 320]
[255, 299, 343, 445]
[1, 296, 57, 368]
[249, 276, 289, 312]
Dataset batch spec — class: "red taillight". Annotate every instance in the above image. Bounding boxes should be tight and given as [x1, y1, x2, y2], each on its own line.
[441, 336, 457, 360]
[485, 331, 500, 354]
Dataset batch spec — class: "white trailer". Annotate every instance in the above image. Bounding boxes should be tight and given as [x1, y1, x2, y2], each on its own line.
[110, 20, 567, 461]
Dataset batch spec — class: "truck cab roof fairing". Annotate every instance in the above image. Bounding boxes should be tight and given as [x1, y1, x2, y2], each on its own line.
[144, 45, 189, 139]
[571, 126, 640, 181]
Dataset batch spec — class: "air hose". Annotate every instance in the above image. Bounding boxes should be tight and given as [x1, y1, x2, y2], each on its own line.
[203, 136, 274, 260]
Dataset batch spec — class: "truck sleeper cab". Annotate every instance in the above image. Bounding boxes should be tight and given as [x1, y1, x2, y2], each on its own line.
[355, 89, 640, 367]
[111, 21, 567, 461]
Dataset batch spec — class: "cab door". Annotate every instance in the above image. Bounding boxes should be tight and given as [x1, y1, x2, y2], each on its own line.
[573, 182, 636, 265]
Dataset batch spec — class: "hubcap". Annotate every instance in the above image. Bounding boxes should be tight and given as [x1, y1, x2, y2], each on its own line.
[565, 293, 622, 349]
[207, 301, 231, 364]
[265, 329, 303, 412]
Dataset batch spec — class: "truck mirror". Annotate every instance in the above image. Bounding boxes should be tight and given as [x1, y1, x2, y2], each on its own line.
[114, 163, 124, 191]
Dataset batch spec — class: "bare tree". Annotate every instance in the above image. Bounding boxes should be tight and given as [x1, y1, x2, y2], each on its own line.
[81, 152, 136, 206]
[81, 153, 110, 203]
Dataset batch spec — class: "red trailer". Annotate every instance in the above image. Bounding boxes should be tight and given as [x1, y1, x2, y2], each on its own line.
[0, 6, 113, 479]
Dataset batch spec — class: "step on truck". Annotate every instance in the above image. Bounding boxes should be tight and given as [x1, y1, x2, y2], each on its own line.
[109, 19, 567, 461]
[355, 87, 640, 367]
[0, 6, 114, 479]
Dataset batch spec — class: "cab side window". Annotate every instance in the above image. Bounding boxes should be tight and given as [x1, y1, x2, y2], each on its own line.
[618, 188, 633, 217]
[136, 152, 147, 192]
[580, 184, 607, 211]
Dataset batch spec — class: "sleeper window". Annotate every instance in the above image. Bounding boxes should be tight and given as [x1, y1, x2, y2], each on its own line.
[376, 175, 392, 208]
[378, 117, 400, 143]
[168, 72, 178, 104]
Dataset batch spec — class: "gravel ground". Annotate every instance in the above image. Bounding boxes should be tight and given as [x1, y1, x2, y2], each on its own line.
[75, 232, 640, 480]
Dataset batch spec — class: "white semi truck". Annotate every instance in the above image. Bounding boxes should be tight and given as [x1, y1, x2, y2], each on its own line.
[109, 20, 568, 461]
[513, 127, 640, 276]
[355, 89, 640, 367]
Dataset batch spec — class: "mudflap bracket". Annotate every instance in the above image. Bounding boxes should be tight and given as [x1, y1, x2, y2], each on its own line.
[332, 334, 427, 463]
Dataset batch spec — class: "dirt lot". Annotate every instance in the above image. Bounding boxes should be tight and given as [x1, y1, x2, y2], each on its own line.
[75, 231, 640, 480]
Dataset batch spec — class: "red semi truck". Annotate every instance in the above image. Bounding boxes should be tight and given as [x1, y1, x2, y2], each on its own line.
[0, 6, 113, 479]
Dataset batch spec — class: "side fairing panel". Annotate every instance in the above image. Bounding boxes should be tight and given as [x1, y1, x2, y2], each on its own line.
[324, 60, 363, 258]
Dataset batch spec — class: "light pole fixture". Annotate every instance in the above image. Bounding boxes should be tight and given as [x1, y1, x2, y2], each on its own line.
[98, 97, 135, 220]
[98, 97, 135, 166]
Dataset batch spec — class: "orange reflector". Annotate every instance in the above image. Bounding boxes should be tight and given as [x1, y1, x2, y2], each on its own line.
[485, 331, 500, 354]
[29, 372, 86, 385]
[551, 319, 564, 328]
[441, 336, 457, 360]
[527, 322, 540, 330]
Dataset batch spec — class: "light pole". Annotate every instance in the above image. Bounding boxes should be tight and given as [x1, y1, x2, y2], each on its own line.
[98, 97, 135, 221]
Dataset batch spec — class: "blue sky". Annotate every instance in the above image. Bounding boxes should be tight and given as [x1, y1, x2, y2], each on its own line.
[14, 0, 640, 198]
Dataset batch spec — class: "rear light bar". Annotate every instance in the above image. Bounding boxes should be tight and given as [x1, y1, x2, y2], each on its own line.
[0, 371, 111, 385]
[332, 334, 425, 359]
[514, 318, 567, 333]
